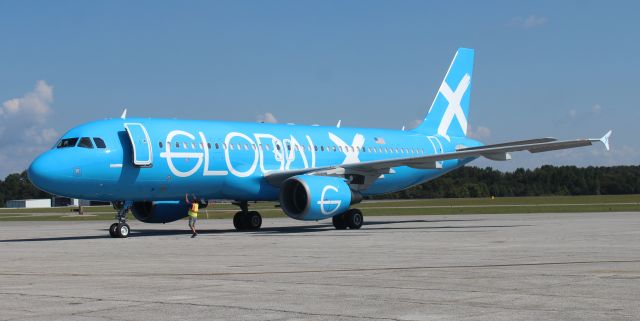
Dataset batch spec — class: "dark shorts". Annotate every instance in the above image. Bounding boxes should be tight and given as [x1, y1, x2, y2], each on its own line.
[189, 216, 197, 228]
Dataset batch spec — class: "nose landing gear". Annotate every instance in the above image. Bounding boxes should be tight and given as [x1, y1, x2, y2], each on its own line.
[109, 201, 132, 238]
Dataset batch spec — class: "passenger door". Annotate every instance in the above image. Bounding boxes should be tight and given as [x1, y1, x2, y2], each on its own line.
[124, 123, 152, 167]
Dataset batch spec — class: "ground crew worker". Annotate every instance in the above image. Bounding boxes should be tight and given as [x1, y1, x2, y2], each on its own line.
[185, 193, 199, 238]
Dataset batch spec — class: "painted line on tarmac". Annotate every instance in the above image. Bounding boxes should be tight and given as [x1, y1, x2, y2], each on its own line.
[1, 259, 639, 277]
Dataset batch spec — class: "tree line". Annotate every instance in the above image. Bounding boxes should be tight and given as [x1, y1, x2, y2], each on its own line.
[0, 171, 51, 206]
[370, 165, 640, 199]
[1, 165, 639, 206]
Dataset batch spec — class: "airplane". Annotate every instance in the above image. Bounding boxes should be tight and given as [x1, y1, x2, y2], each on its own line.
[27, 48, 612, 238]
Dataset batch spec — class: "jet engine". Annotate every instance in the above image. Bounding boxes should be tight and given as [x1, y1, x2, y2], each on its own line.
[131, 201, 190, 223]
[280, 175, 362, 221]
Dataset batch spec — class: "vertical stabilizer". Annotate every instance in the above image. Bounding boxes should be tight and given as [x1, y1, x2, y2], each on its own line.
[413, 48, 475, 141]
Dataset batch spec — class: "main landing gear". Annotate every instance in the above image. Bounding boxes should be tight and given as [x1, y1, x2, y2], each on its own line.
[332, 208, 364, 230]
[109, 201, 132, 238]
[232, 201, 262, 231]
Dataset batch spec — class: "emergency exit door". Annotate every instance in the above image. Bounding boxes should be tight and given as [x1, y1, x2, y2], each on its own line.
[124, 123, 152, 167]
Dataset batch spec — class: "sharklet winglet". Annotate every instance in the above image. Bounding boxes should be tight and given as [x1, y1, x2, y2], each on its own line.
[600, 130, 612, 151]
[120, 108, 127, 119]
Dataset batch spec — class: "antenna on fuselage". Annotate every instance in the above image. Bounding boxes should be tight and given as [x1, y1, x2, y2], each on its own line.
[120, 108, 127, 119]
[336, 120, 341, 128]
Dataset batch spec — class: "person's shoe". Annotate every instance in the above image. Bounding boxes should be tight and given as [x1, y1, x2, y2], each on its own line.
[191, 233, 197, 238]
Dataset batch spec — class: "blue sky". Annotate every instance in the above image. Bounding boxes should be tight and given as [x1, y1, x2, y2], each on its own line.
[0, 1, 638, 177]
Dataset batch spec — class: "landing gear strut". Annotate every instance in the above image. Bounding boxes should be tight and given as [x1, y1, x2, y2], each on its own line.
[232, 201, 262, 231]
[109, 201, 132, 238]
[332, 208, 363, 230]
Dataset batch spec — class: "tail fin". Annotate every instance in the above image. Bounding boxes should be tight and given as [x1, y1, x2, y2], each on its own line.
[413, 48, 475, 141]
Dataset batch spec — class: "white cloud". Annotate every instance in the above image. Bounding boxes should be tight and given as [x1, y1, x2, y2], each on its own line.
[256, 112, 278, 124]
[0, 81, 58, 177]
[468, 125, 491, 140]
[560, 103, 603, 124]
[509, 15, 548, 29]
[1, 80, 53, 122]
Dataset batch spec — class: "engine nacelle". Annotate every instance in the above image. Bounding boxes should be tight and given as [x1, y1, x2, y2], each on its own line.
[131, 201, 189, 223]
[280, 175, 362, 221]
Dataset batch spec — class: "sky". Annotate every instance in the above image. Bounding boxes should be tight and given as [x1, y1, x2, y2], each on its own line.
[0, 0, 638, 177]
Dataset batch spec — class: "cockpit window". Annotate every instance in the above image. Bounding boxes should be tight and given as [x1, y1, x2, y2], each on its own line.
[93, 137, 106, 148]
[57, 138, 79, 148]
[78, 137, 94, 149]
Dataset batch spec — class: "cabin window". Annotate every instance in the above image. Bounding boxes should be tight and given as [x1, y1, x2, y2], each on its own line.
[93, 138, 107, 149]
[223, 143, 227, 150]
[265, 144, 270, 151]
[230, 144, 234, 150]
[215, 143, 219, 149]
[57, 138, 79, 148]
[158, 141, 163, 148]
[78, 137, 94, 149]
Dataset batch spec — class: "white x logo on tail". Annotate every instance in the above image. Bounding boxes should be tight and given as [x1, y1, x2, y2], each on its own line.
[437, 73, 471, 141]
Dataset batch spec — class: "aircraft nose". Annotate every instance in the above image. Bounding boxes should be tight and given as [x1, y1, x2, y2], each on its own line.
[28, 151, 61, 193]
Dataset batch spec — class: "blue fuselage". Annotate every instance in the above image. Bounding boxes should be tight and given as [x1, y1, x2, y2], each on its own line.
[28, 118, 482, 202]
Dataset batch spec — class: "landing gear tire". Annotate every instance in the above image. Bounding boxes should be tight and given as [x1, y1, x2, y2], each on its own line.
[233, 211, 244, 230]
[345, 209, 363, 229]
[109, 223, 119, 238]
[116, 222, 130, 238]
[247, 211, 262, 230]
[233, 211, 262, 231]
[332, 214, 348, 230]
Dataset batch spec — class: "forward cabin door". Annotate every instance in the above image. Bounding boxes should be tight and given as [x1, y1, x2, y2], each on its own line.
[124, 123, 153, 167]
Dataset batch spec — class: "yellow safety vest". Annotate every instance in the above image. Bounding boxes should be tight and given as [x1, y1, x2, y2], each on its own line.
[188, 203, 199, 218]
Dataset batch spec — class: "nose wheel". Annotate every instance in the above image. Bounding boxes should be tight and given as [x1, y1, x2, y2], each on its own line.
[109, 201, 132, 238]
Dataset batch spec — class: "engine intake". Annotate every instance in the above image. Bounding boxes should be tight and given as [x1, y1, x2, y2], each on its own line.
[280, 175, 362, 221]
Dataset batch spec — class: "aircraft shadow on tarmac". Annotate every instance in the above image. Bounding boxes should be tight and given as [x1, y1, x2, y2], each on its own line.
[0, 218, 531, 243]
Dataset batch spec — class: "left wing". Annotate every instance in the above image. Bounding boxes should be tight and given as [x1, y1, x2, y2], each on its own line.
[265, 130, 612, 187]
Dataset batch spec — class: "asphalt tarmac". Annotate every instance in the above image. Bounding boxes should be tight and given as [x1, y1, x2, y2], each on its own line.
[1, 212, 639, 320]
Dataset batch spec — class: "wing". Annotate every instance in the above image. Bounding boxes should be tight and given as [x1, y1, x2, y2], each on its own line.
[265, 130, 612, 187]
